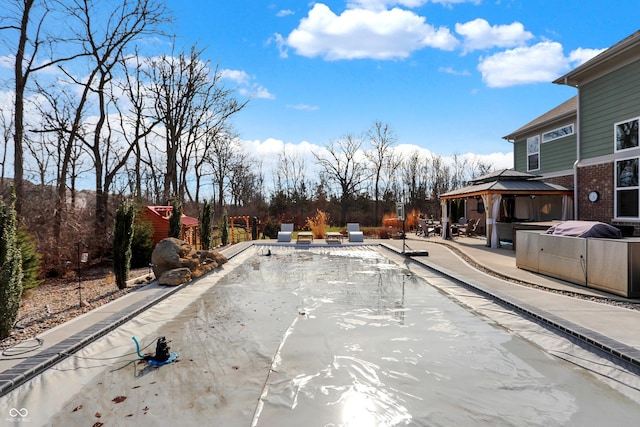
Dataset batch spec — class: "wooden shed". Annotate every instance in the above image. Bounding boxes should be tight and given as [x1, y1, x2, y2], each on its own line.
[140, 205, 200, 247]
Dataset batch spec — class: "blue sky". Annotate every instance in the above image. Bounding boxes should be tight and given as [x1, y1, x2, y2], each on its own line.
[162, 0, 638, 171]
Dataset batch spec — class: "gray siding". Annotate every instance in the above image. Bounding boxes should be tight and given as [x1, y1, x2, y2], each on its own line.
[581, 60, 640, 159]
[540, 133, 576, 172]
[513, 129, 576, 174]
[514, 139, 526, 171]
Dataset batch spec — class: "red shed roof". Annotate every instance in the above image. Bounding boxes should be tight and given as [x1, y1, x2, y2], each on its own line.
[145, 206, 198, 228]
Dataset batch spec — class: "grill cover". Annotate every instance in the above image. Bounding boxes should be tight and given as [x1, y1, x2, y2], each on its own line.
[546, 221, 622, 239]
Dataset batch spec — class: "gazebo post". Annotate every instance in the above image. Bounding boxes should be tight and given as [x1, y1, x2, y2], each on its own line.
[441, 199, 448, 239]
[482, 193, 492, 247]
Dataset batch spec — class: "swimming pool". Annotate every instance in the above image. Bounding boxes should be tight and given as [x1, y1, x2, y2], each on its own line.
[5, 245, 640, 426]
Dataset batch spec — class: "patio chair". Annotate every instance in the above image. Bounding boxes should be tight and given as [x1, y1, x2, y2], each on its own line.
[458, 218, 480, 237]
[277, 223, 293, 242]
[466, 218, 481, 236]
[347, 223, 364, 242]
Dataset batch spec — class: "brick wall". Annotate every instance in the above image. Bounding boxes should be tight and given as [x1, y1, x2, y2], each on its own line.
[578, 163, 614, 223]
[577, 162, 638, 236]
[543, 174, 574, 188]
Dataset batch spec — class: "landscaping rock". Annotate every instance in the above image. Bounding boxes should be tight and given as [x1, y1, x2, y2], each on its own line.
[151, 237, 228, 284]
[158, 267, 192, 286]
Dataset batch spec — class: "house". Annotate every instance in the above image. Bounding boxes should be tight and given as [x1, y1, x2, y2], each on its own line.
[504, 29, 640, 236]
[140, 205, 200, 247]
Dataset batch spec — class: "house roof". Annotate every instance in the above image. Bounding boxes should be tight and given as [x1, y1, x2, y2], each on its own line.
[503, 96, 576, 141]
[554, 29, 640, 87]
[145, 205, 199, 228]
[441, 168, 572, 199]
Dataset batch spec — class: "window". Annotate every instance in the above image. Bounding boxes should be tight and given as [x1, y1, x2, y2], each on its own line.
[615, 157, 640, 218]
[527, 135, 540, 171]
[615, 117, 639, 152]
[542, 123, 574, 143]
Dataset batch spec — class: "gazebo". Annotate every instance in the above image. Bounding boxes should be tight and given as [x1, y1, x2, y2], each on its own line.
[440, 169, 574, 248]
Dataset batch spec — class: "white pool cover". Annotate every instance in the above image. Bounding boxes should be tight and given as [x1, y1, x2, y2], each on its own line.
[5, 246, 640, 426]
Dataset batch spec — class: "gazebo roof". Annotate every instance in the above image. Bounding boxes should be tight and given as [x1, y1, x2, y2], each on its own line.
[441, 169, 572, 199]
[468, 169, 540, 184]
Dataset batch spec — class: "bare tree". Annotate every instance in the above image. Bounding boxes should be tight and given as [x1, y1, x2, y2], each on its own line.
[401, 150, 421, 205]
[51, 0, 170, 250]
[468, 157, 494, 179]
[365, 121, 397, 221]
[429, 154, 452, 199]
[450, 154, 469, 189]
[147, 44, 247, 204]
[207, 131, 246, 212]
[118, 50, 161, 201]
[274, 147, 309, 199]
[0, 0, 95, 216]
[313, 134, 370, 225]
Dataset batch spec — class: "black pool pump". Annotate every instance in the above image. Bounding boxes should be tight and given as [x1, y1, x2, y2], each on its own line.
[148, 336, 171, 362]
[132, 336, 179, 366]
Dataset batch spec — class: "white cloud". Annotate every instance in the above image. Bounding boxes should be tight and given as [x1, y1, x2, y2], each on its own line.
[287, 104, 319, 111]
[455, 18, 533, 53]
[281, 3, 459, 61]
[477, 41, 570, 88]
[220, 69, 251, 85]
[276, 9, 294, 17]
[347, 0, 429, 10]
[348, 0, 479, 9]
[568, 47, 606, 66]
[249, 84, 276, 99]
[438, 66, 470, 76]
[221, 69, 274, 99]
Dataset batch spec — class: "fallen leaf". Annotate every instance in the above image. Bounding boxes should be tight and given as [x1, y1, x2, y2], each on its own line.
[72, 405, 83, 412]
[95, 412, 101, 418]
[112, 396, 127, 403]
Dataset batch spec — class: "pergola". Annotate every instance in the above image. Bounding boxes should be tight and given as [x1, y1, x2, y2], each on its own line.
[440, 169, 574, 248]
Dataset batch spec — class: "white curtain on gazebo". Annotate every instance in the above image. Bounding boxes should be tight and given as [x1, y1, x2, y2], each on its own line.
[561, 195, 573, 220]
[491, 195, 501, 248]
[480, 193, 502, 248]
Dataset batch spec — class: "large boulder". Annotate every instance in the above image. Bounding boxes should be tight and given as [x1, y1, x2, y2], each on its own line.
[158, 267, 192, 286]
[151, 238, 227, 285]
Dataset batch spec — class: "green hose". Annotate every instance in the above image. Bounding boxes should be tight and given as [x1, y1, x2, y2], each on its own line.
[132, 336, 144, 359]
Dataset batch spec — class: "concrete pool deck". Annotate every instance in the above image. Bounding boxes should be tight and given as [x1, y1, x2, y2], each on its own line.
[2, 236, 640, 397]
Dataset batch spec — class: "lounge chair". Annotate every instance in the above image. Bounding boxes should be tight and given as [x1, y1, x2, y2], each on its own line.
[277, 223, 293, 242]
[347, 223, 364, 242]
[325, 231, 343, 243]
[296, 231, 313, 243]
